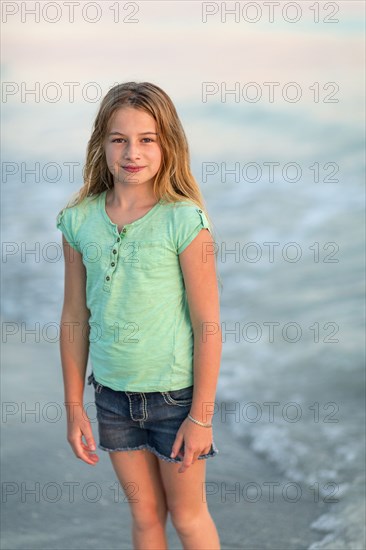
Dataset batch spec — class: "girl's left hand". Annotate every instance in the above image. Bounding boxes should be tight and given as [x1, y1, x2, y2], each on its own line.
[170, 417, 213, 474]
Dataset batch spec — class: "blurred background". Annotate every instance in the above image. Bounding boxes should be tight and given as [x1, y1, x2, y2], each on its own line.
[1, 1, 365, 549]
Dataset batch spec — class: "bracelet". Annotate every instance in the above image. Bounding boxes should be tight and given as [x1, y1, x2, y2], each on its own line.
[187, 413, 212, 428]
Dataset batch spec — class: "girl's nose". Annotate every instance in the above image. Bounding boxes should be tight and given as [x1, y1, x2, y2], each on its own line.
[124, 142, 141, 159]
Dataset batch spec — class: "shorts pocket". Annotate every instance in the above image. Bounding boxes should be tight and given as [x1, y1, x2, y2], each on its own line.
[161, 385, 193, 407]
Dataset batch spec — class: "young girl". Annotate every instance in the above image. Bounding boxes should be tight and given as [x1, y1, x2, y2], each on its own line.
[56, 81, 222, 550]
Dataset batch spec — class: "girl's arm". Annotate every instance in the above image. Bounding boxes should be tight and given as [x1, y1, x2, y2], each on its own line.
[179, 228, 222, 423]
[59, 235, 98, 465]
[171, 228, 222, 473]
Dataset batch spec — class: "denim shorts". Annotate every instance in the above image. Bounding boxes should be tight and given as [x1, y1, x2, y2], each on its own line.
[87, 372, 219, 464]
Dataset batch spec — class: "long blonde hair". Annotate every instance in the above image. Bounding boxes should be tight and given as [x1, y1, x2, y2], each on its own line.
[62, 81, 222, 290]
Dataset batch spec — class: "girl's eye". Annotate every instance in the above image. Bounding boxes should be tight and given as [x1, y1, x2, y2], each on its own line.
[111, 138, 155, 144]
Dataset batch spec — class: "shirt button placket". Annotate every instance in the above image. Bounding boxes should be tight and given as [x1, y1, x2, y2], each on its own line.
[103, 228, 127, 292]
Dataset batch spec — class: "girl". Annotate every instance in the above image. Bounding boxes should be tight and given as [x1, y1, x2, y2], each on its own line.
[56, 82, 222, 550]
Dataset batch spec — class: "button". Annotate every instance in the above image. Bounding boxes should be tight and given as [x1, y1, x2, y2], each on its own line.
[106, 276, 110, 281]
[117, 238, 121, 242]
[111, 262, 115, 267]
[122, 228, 127, 233]
[198, 209, 202, 213]
[113, 249, 117, 254]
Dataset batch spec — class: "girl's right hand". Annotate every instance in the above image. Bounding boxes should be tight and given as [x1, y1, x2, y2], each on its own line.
[66, 404, 99, 466]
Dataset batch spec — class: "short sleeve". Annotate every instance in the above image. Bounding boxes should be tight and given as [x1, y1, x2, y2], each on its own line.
[174, 202, 212, 255]
[56, 206, 81, 253]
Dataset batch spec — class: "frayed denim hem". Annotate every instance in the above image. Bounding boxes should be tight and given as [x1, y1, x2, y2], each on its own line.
[97, 442, 219, 463]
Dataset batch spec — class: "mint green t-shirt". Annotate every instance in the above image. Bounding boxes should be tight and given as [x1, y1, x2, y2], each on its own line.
[56, 190, 212, 392]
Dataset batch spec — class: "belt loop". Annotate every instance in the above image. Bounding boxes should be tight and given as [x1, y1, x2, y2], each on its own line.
[87, 372, 103, 393]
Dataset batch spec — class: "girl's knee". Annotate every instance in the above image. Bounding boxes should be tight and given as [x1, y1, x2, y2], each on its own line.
[131, 502, 168, 532]
[169, 505, 210, 536]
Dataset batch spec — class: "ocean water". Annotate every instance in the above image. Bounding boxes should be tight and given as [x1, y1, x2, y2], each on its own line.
[2, 101, 365, 549]
[211, 178, 365, 550]
[193, 103, 364, 548]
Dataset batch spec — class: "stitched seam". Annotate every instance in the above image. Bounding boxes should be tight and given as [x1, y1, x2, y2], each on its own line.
[126, 393, 147, 421]
[126, 393, 136, 420]
[141, 393, 148, 420]
[163, 392, 192, 407]
[161, 392, 172, 406]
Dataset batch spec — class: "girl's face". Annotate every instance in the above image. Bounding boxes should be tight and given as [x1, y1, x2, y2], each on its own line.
[104, 107, 162, 190]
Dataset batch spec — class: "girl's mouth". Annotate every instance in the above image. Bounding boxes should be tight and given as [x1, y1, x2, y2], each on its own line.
[123, 166, 145, 173]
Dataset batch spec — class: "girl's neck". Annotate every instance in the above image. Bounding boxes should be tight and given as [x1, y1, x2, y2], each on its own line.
[107, 185, 157, 210]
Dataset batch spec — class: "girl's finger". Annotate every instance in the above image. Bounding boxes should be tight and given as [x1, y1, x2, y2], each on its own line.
[81, 430, 96, 451]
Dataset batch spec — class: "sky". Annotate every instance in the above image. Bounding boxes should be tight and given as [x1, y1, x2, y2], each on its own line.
[2, 1, 364, 164]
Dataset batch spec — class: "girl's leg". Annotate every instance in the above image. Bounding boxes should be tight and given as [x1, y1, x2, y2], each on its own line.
[158, 459, 220, 550]
[109, 449, 169, 550]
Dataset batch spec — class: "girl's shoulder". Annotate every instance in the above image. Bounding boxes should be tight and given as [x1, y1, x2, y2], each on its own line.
[162, 197, 201, 216]
[157, 197, 201, 218]
[56, 192, 101, 253]
[161, 198, 209, 229]
[56, 191, 99, 223]
[170, 197, 198, 208]
[163, 199, 211, 255]
[168, 198, 209, 223]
